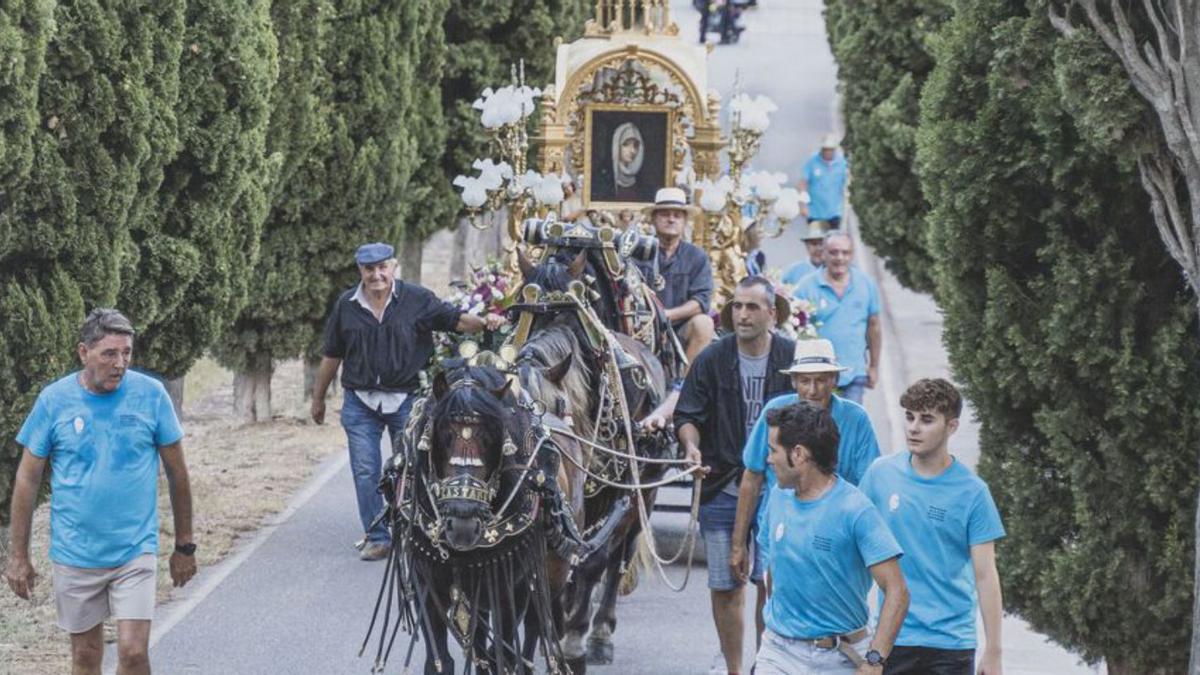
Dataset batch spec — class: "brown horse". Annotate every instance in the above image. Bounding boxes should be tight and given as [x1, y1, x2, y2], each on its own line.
[516, 307, 673, 674]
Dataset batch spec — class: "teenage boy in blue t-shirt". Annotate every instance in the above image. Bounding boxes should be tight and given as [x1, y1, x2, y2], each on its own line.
[859, 379, 1005, 675]
[755, 401, 908, 674]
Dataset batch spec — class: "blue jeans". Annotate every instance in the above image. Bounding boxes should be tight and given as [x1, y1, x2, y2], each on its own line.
[340, 391, 414, 544]
[838, 376, 868, 404]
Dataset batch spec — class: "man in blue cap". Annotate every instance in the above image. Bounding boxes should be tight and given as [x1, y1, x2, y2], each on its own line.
[310, 242, 504, 560]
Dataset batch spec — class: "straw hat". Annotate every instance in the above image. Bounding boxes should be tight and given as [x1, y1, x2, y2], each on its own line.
[800, 222, 829, 241]
[644, 187, 700, 217]
[780, 338, 848, 374]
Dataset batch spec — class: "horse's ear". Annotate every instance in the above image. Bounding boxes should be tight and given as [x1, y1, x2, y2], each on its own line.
[567, 249, 587, 279]
[544, 353, 572, 384]
[517, 248, 535, 280]
[432, 371, 450, 400]
[490, 379, 514, 401]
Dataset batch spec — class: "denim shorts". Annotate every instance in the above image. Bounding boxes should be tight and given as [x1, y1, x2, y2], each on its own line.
[699, 490, 764, 590]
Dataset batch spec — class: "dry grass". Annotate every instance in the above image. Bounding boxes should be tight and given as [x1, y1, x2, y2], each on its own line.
[0, 358, 345, 674]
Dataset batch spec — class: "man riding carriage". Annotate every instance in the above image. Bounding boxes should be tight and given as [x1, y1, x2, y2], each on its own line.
[361, 190, 705, 674]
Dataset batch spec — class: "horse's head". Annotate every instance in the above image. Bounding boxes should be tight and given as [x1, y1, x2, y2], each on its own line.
[518, 247, 621, 330]
[515, 313, 596, 440]
[427, 365, 515, 551]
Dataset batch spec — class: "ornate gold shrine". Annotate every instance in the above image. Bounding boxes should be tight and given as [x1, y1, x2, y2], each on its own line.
[532, 0, 729, 277]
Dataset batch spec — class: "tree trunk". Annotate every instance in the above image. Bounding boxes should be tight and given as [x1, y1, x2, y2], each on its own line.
[399, 226, 424, 285]
[233, 357, 273, 424]
[1193, 307, 1200, 675]
[164, 376, 185, 419]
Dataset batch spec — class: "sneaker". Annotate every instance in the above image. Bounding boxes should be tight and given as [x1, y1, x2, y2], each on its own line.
[359, 542, 391, 561]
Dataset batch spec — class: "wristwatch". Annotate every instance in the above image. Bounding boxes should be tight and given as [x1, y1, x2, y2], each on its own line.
[865, 649, 886, 667]
[175, 542, 197, 556]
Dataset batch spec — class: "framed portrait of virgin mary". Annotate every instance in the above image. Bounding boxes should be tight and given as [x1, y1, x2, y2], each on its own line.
[583, 106, 673, 209]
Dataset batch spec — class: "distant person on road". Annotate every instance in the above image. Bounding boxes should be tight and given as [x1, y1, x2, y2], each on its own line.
[5, 308, 196, 675]
[791, 231, 881, 404]
[781, 221, 829, 286]
[731, 338, 882, 646]
[673, 276, 797, 675]
[800, 134, 850, 228]
[859, 379, 1005, 675]
[754, 402, 908, 674]
[698, 0, 737, 44]
[637, 187, 715, 367]
[310, 242, 504, 561]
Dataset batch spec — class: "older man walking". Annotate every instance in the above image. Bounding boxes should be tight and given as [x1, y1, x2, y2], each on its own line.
[731, 339, 881, 597]
[791, 231, 882, 404]
[310, 242, 503, 560]
[6, 309, 196, 675]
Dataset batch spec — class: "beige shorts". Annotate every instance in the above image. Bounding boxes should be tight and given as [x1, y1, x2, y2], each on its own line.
[52, 553, 157, 633]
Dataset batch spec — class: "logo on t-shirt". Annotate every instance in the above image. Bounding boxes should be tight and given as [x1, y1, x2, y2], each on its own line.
[927, 505, 947, 522]
[775, 523, 785, 542]
[813, 535, 833, 552]
[73, 417, 84, 434]
[888, 493, 900, 512]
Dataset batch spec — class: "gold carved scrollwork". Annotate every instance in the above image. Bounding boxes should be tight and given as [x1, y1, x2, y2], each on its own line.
[565, 58, 694, 183]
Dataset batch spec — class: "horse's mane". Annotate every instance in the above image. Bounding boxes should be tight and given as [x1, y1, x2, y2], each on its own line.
[517, 313, 596, 441]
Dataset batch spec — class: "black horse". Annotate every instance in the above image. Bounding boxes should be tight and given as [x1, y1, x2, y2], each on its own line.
[361, 364, 585, 675]
[515, 248, 678, 673]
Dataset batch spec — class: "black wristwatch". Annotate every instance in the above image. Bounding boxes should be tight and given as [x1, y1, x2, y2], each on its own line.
[865, 649, 886, 667]
[175, 542, 197, 556]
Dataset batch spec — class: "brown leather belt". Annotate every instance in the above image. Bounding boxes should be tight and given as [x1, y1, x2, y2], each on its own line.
[801, 628, 870, 666]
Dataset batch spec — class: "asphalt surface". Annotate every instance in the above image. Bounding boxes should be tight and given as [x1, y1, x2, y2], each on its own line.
[144, 2, 1100, 673]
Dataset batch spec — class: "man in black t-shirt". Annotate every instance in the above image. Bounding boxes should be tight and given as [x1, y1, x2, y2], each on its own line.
[310, 242, 503, 560]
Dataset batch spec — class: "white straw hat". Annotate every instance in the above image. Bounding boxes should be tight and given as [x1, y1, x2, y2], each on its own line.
[780, 338, 848, 374]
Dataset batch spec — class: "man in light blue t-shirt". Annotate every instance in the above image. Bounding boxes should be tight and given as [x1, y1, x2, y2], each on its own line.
[791, 231, 881, 404]
[754, 401, 908, 674]
[731, 338, 882, 650]
[799, 134, 850, 228]
[859, 379, 1005, 675]
[5, 309, 196, 675]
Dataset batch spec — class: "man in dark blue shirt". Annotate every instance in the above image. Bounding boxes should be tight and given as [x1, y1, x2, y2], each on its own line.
[640, 187, 715, 367]
[310, 242, 503, 560]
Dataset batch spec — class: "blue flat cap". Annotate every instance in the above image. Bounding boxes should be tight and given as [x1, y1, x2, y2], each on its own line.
[355, 242, 394, 265]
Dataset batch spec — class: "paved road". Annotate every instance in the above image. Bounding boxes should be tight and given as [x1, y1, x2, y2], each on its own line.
[145, 2, 1101, 673]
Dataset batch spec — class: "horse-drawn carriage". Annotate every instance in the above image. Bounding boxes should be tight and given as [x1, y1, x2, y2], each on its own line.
[360, 218, 703, 674]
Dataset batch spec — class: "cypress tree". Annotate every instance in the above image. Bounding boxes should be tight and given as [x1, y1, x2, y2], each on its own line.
[119, 0, 279, 396]
[211, 0, 335, 421]
[441, 0, 588, 201]
[917, 1, 1199, 670]
[0, 1, 53, 192]
[823, 0, 950, 293]
[0, 0, 185, 521]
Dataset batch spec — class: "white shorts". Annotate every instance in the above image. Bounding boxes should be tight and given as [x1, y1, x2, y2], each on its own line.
[52, 553, 157, 633]
[754, 628, 872, 675]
